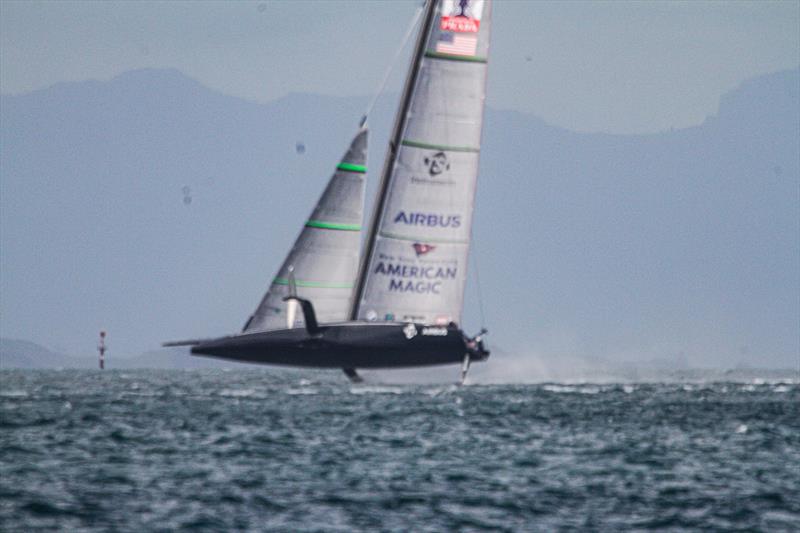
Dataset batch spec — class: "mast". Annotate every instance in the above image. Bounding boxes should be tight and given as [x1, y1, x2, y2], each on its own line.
[350, 0, 438, 320]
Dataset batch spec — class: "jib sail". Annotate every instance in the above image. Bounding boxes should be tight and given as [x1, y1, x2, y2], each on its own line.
[244, 128, 368, 332]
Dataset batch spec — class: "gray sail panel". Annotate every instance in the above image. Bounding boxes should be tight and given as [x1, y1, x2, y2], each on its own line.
[244, 128, 368, 332]
[355, 0, 491, 326]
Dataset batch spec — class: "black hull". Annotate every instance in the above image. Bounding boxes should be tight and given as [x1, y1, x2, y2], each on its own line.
[191, 322, 489, 369]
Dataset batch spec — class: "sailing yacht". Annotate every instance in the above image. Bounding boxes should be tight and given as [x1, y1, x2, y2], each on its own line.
[166, 0, 491, 382]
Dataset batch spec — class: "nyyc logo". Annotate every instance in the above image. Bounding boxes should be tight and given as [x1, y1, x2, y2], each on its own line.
[413, 243, 436, 256]
[394, 211, 461, 228]
[424, 151, 450, 176]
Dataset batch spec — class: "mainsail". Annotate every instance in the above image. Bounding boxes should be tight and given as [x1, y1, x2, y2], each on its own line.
[352, 0, 491, 326]
[243, 128, 368, 332]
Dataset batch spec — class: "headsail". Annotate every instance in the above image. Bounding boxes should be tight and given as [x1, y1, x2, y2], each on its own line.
[352, 0, 491, 326]
[244, 128, 368, 332]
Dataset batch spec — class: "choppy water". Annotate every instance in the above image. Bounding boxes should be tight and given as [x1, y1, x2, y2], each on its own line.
[1, 369, 798, 531]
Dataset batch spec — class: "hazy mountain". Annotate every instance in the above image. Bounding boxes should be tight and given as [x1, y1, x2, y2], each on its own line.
[1, 68, 797, 369]
[0, 338, 91, 369]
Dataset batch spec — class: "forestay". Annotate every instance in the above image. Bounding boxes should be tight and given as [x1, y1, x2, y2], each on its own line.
[244, 129, 368, 332]
[353, 0, 491, 326]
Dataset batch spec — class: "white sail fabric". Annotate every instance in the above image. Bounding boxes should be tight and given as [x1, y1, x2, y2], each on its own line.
[244, 129, 368, 332]
[354, 0, 491, 326]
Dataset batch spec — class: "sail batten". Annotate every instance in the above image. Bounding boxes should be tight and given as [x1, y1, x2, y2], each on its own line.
[378, 231, 469, 245]
[272, 278, 355, 289]
[352, 0, 492, 327]
[336, 162, 367, 173]
[305, 220, 362, 231]
[400, 139, 480, 152]
[423, 51, 488, 63]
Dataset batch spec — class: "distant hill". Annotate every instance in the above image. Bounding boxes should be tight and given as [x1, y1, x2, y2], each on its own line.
[1, 67, 798, 368]
[0, 338, 90, 369]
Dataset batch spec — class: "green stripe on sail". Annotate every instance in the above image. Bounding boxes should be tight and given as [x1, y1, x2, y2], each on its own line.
[305, 220, 361, 231]
[400, 139, 480, 153]
[424, 51, 488, 63]
[336, 162, 366, 173]
[379, 231, 469, 245]
[273, 277, 354, 289]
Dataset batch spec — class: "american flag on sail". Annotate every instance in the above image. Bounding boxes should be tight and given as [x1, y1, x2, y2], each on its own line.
[435, 32, 477, 56]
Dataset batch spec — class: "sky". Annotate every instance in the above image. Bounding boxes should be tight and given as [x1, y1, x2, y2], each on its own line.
[1, 0, 798, 134]
[0, 1, 798, 369]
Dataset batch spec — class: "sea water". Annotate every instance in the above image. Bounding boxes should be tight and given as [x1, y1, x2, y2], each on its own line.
[1, 369, 798, 531]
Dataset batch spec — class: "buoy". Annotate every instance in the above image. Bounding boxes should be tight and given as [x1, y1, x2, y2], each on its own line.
[98, 331, 107, 369]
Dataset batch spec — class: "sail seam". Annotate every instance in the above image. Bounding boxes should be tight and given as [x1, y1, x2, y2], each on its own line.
[305, 220, 361, 231]
[424, 51, 488, 63]
[336, 162, 367, 173]
[379, 231, 469, 244]
[400, 139, 480, 153]
[273, 277, 354, 289]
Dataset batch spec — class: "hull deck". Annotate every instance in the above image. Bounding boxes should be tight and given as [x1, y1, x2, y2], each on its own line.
[191, 322, 489, 369]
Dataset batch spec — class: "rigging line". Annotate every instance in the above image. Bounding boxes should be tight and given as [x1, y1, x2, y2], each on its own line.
[470, 228, 487, 329]
[360, 2, 425, 127]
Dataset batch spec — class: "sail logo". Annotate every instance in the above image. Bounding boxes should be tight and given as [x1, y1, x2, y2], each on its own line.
[413, 243, 436, 256]
[394, 211, 461, 229]
[422, 327, 448, 336]
[410, 151, 455, 186]
[374, 261, 457, 294]
[424, 151, 450, 176]
[440, 0, 484, 33]
[403, 323, 418, 340]
[374, 262, 457, 279]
